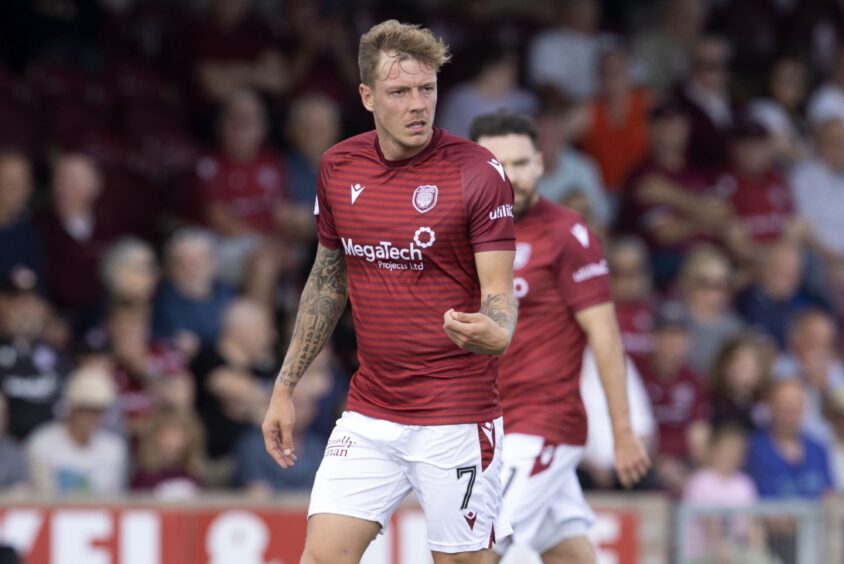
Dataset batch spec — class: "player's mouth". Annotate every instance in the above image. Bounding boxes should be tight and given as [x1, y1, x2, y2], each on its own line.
[407, 120, 427, 133]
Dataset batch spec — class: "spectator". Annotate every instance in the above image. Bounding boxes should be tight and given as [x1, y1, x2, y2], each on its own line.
[637, 302, 709, 494]
[807, 46, 844, 126]
[677, 245, 743, 378]
[527, 0, 613, 100]
[196, 88, 308, 307]
[708, 333, 771, 431]
[673, 36, 736, 170]
[607, 236, 655, 364]
[0, 266, 71, 441]
[37, 153, 117, 333]
[632, 0, 708, 92]
[746, 379, 833, 498]
[131, 407, 204, 499]
[0, 152, 42, 282]
[26, 366, 128, 496]
[0, 393, 26, 492]
[790, 117, 844, 262]
[715, 119, 801, 264]
[152, 227, 234, 351]
[616, 99, 729, 287]
[100, 237, 160, 309]
[438, 42, 537, 139]
[579, 349, 657, 490]
[190, 298, 275, 464]
[736, 241, 818, 347]
[580, 47, 651, 196]
[234, 348, 334, 494]
[822, 389, 844, 490]
[534, 92, 610, 228]
[191, 0, 288, 104]
[749, 57, 810, 166]
[284, 93, 342, 205]
[772, 309, 844, 445]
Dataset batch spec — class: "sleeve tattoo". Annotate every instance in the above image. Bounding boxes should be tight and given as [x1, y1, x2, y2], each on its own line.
[276, 245, 348, 389]
[480, 293, 518, 336]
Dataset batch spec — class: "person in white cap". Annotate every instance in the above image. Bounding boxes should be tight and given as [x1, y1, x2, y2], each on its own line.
[25, 366, 127, 496]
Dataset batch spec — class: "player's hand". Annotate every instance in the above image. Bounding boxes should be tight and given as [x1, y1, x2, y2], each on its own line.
[613, 428, 651, 488]
[261, 387, 298, 469]
[442, 308, 510, 355]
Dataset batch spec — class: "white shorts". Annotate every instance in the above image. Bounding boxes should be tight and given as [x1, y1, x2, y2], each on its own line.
[494, 433, 594, 555]
[308, 411, 511, 553]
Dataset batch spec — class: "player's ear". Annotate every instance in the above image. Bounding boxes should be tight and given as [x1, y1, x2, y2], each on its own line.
[359, 83, 375, 113]
[535, 148, 545, 178]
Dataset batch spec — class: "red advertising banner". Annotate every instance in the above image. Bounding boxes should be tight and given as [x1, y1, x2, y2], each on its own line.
[0, 504, 639, 563]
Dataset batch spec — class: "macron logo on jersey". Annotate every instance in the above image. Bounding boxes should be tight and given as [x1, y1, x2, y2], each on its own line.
[572, 259, 609, 283]
[351, 183, 365, 204]
[571, 223, 590, 248]
[489, 204, 514, 221]
[488, 159, 506, 181]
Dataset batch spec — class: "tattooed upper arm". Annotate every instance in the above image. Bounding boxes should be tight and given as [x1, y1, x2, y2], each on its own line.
[276, 244, 348, 390]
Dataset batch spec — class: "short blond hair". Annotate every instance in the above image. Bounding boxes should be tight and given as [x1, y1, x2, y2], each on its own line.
[358, 19, 451, 86]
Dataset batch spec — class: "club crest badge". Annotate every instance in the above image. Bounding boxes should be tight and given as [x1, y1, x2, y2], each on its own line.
[412, 185, 438, 213]
[514, 242, 532, 270]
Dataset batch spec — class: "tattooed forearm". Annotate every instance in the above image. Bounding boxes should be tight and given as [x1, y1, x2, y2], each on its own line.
[276, 245, 348, 390]
[480, 292, 518, 336]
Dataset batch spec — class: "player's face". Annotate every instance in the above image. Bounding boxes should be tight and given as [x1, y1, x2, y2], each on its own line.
[476, 134, 544, 217]
[360, 53, 438, 161]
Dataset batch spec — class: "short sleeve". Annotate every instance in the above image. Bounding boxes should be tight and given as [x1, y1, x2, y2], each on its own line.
[315, 156, 340, 249]
[555, 221, 611, 312]
[463, 160, 516, 253]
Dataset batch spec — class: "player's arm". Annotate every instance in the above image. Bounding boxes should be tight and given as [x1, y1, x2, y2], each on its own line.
[443, 250, 517, 355]
[575, 303, 651, 487]
[262, 243, 348, 468]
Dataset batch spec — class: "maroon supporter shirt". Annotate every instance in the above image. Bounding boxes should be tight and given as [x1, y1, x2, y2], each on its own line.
[714, 171, 793, 242]
[638, 362, 708, 458]
[498, 199, 611, 445]
[616, 300, 655, 364]
[315, 128, 515, 425]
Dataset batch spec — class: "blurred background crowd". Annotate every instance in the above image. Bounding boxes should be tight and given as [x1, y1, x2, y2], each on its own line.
[1, 0, 844, 515]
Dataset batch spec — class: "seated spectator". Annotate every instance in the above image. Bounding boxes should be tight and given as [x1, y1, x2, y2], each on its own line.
[736, 241, 819, 347]
[672, 35, 736, 170]
[632, 0, 708, 92]
[708, 333, 771, 431]
[637, 302, 709, 494]
[439, 41, 537, 139]
[677, 246, 744, 378]
[0, 151, 42, 283]
[196, 89, 307, 308]
[234, 348, 335, 494]
[100, 237, 160, 309]
[616, 99, 729, 287]
[749, 57, 810, 166]
[527, 0, 613, 100]
[746, 379, 833, 498]
[772, 309, 844, 444]
[607, 236, 655, 364]
[822, 389, 844, 491]
[580, 349, 656, 490]
[190, 299, 276, 464]
[284, 93, 342, 205]
[715, 119, 802, 264]
[153, 228, 234, 351]
[26, 366, 128, 496]
[807, 46, 844, 126]
[0, 266, 71, 441]
[790, 117, 844, 263]
[0, 392, 26, 493]
[534, 92, 610, 227]
[191, 0, 288, 104]
[36, 153, 117, 333]
[131, 407, 204, 499]
[580, 47, 651, 196]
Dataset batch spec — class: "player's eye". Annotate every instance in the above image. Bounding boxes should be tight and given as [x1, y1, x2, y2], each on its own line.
[391, 89, 406, 97]
[421, 86, 435, 93]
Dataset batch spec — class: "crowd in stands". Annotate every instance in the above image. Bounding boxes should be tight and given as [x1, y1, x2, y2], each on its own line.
[1, 0, 844, 517]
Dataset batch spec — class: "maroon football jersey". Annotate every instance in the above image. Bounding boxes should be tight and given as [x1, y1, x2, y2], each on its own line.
[616, 300, 655, 365]
[315, 128, 515, 425]
[714, 170, 794, 243]
[498, 199, 611, 445]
